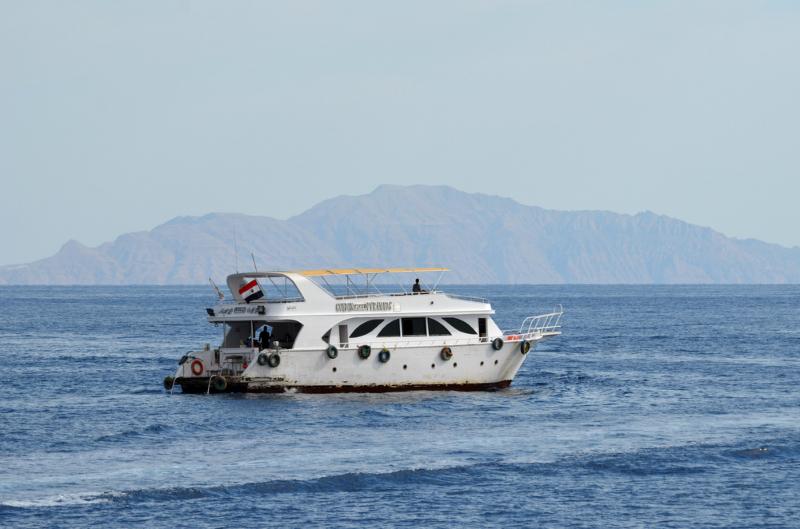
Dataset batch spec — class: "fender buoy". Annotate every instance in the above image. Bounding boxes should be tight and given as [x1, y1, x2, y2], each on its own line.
[267, 353, 281, 368]
[440, 347, 453, 361]
[190, 359, 204, 376]
[492, 338, 504, 351]
[163, 376, 175, 390]
[378, 349, 391, 363]
[326, 345, 338, 359]
[520, 340, 531, 355]
[257, 352, 269, 366]
[211, 375, 227, 392]
[358, 345, 371, 359]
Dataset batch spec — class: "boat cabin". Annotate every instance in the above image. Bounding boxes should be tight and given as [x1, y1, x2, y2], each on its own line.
[206, 268, 499, 364]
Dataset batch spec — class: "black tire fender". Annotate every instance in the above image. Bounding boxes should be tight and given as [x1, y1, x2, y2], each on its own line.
[378, 349, 391, 363]
[492, 337, 504, 351]
[211, 375, 227, 392]
[326, 345, 338, 359]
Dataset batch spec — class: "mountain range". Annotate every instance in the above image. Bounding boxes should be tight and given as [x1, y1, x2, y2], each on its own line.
[2, 185, 799, 284]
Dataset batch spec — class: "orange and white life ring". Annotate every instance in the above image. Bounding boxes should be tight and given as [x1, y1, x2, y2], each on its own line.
[190, 359, 204, 376]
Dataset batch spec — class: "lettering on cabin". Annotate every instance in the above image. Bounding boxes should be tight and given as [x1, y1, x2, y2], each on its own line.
[217, 306, 262, 315]
[335, 301, 393, 313]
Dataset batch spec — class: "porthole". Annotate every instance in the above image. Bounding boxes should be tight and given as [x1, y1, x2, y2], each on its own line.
[480, 361, 484, 366]
[453, 362, 458, 368]
[332, 367, 337, 373]
[403, 364, 407, 370]
[494, 360, 498, 365]
[431, 363, 435, 369]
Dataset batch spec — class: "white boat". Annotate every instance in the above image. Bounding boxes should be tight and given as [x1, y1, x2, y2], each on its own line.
[166, 268, 563, 393]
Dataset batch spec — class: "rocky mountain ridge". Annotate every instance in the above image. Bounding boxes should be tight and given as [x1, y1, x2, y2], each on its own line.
[2, 185, 799, 284]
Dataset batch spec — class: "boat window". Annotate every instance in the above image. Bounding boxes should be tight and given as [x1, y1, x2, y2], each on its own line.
[350, 319, 384, 338]
[377, 319, 401, 337]
[401, 317, 427, 336]
[268, 320, 304, 349]
[427, 318, 451, 336]
[224, 320, 303, 349]
[322, 329, 331, 344]
[444, 317, 477, 335]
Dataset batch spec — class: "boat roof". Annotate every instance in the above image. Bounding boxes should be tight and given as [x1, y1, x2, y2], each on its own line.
[291, 267, 448, 277]
[224, 267, 451, 304]
[227, 267, 447, 280]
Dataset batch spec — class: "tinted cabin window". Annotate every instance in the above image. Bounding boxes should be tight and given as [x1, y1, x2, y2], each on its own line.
[402, 318, 427, 336]
[427, 318, 451, 336]
[377, 319, 401, 337]
[444, 317, 477, 335]
[350, 319, 384, 338]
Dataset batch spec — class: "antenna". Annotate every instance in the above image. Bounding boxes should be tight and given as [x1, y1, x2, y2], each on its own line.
[251, 252, 258, 272]
[209, 278, 224, 300]
[233, 225, 239, 273]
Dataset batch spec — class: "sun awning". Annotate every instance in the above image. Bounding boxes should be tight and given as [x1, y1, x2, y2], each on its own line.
[290, 267, 449, 277]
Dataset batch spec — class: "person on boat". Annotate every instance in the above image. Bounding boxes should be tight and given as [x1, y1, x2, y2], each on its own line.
[258, 326, 271, 350]
[412, 278, 426, 293]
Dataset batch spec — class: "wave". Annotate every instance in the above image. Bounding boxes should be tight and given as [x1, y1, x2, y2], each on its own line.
[126, 386, 165, 395]
[0, 493, 111, 510]
[94, 423, 173, 443]
[96, 463, 495, 505]
[5, 438, 796, 511]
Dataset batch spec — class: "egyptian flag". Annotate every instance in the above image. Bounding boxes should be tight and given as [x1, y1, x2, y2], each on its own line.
[238, 279, 264, 302]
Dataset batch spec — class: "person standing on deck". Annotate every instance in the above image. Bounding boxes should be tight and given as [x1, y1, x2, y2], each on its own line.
[258, 326, 271, 350]
[412, 278, 422, 293]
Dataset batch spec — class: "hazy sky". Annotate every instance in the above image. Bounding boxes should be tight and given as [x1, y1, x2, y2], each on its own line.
[2, 1, 799, 265]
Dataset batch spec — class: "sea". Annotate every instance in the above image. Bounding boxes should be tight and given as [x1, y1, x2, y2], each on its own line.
[1, 285, 798, 528]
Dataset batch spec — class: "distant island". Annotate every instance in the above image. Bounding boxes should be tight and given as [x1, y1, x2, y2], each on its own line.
[2, 185, 799, 284]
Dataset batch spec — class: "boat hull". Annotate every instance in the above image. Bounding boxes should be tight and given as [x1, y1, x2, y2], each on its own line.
[176, 377, 512, 394]
[174, 339, 534, 394]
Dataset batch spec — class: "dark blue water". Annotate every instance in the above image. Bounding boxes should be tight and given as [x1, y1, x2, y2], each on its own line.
[1, 285, 799, 528]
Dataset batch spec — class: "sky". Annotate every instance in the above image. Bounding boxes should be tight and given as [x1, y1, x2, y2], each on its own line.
[1, 1, 799, 265]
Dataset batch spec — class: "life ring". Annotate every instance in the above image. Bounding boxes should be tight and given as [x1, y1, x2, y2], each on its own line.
[257, 352, 269, 366]
[440, 347, 453, 361]
[378, 349, 391, 363]
[267, 353, 281, 368]
[211, 375, 227, 392]
[190, 359, 204, 376]
[520, 340, 531, 355]
[492, 338, 504, 351]
[326, 345, 338, 359]
[358, 345, 372, 359]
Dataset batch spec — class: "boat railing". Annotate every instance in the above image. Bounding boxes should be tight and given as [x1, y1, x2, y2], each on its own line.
[502, 305, 564, 340]
[445, 293, 489, 303]
[331, 291, 488, 303]
[333, 290, 443, 300]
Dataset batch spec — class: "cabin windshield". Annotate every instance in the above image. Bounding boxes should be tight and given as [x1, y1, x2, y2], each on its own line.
[234, 275, 305, 303]
[221, 320, 303, 349]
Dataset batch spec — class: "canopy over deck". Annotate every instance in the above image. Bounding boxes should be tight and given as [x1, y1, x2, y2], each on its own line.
[224, 267, 449, 303]
[291, 267, 448, 277]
